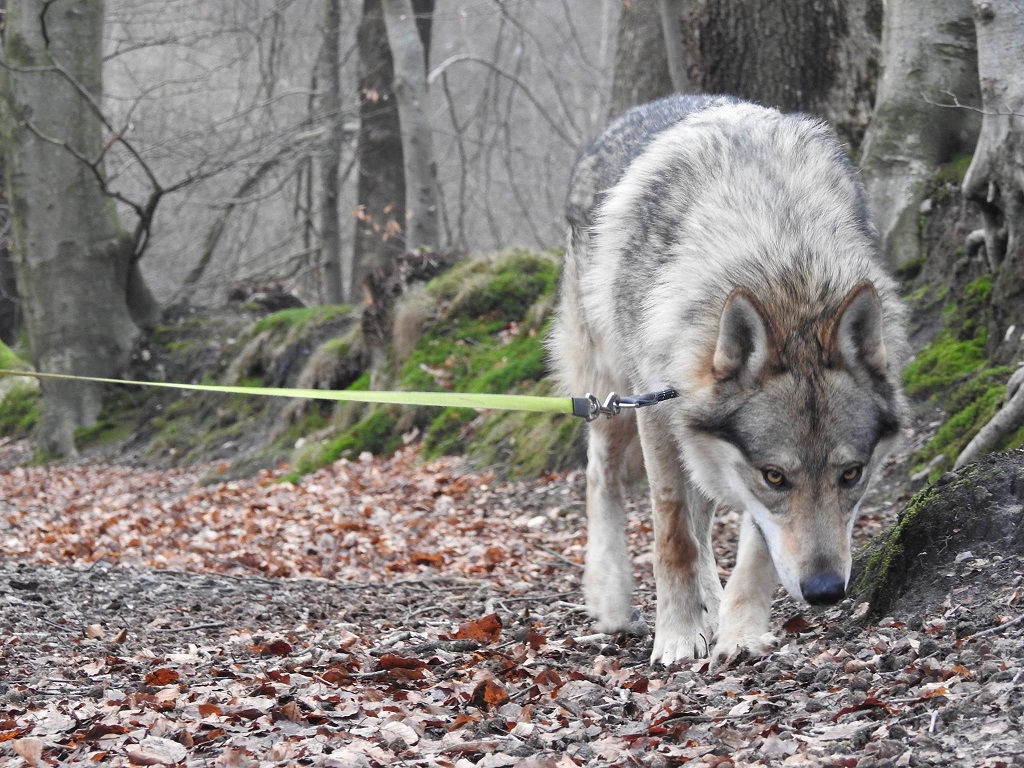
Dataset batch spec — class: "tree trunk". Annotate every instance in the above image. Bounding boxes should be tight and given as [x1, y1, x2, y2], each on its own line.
[962, 0, 1024, 336]
[380, 0, 439, 253]
[682, 0, 882, 149]
[320, 0, 345, 302]
[859, 0, 980, 268]
[608, 0, 675, 120]
[352, 0, 404, 303]
[0, 0, 18, 346]
[0, 0, 149, 457]
[0, 153, 18, 346]
[658, 0, 691, 95]
[351, 0, 433, 304]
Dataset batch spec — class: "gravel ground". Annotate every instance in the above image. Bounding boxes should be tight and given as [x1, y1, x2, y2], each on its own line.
[1, 432, 1023, 766]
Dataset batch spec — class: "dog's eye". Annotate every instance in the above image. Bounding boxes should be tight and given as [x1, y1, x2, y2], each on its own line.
[840, 465, 863, 486]
[762, 468, 786, 487]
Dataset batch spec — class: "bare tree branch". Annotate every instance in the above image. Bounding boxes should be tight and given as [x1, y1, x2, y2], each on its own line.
[428, 54, 579, 147]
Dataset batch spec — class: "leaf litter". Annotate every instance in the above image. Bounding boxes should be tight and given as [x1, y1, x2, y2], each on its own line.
[1, 444, 1023, 766]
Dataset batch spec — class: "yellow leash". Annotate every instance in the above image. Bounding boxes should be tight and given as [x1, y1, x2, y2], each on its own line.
[0, 368, 677, 421]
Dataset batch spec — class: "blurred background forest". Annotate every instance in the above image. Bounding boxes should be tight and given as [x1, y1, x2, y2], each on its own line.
[8, 0, 614, 308]
[0, 0, 1023, 479]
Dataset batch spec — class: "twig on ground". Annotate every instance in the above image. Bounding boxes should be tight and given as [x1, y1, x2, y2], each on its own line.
[967, 613, 1024, 639]
[149, 622, 226, 633]
[527, 540, 584, 569]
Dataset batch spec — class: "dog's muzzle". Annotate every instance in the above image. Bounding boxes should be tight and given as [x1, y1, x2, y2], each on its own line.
[800, 573, 846, 606]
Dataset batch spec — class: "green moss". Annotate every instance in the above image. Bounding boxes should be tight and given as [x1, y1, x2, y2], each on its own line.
[422, 407, 476, 459]
[428, 250, 558, 327]
[466, 387, 585, 478]
[0, 340, 29, 371]
[933, 154, 973, 186]
[0, 382, 40, 437]
[252, 304, 353, 335]
[912, 371, 1011, 476]
[75, 419, 133, 447]
[893, 255, 924, 281]
[903, 335, 988, 397]
[444, 255, 556, 326]
[902, 272, 1007, 474]
[853, 481, 940, 617]
[280, 249, 575, 482]
[962, 273, 992, 304]
[284, 406, 402, 483]
[348, 372, 370, 391]
[903, 274, 994, 399]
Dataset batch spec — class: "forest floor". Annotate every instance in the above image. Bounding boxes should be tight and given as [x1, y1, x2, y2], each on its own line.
[1, 433, 1023, 767]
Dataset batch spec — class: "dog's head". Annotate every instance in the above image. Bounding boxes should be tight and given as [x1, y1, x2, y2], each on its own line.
[684, 281, 902, 605]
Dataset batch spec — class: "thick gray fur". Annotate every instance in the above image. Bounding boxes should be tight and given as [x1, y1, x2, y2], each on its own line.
[550, 96, 909, 666]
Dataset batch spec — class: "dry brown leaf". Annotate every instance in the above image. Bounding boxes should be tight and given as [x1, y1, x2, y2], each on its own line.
[454, 613, 502, 644]
[470, 679, 510, 711]
[144, 668, 180, 686]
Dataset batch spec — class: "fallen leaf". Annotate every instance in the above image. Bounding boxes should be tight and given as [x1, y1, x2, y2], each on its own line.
[454, 613, 503, 644]
[197, 702, 223, 718]
[470, 679, 510, 711]
[377, 654, 429, 671]
[831, 697, 899, 721]
[126, 736, 188, 766]
[782, 615, 813, 634]
[261, 639, 293, 656]
[144, 668, 180, 686]
[381, 720, 420, 746]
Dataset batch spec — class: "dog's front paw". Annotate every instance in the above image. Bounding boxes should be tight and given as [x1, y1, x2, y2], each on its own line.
[710, 632, 778, 669]
[650, 622, 712, 666]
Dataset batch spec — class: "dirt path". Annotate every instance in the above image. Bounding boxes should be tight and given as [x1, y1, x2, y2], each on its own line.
[1, 445, 1022, 766]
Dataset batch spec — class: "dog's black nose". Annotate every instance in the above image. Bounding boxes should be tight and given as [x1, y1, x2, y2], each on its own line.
[801, 574, 846, 605]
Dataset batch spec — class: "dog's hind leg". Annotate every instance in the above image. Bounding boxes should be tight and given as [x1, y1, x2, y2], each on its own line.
[639, 411, 721, 664]
[583, 412, 638, 633]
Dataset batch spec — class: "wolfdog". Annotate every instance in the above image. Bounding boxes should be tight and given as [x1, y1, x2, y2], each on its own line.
[550, 95, 908, 665]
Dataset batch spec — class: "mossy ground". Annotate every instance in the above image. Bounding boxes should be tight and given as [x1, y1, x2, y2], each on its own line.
[5, 250, 579, 481]
[0, 382, 40, 438]
[853, 481, 940, 620]
[903, 274, 1012, 478]
[289, 249, 580, 480]
[251, 305, 353, 335]
[853, 452, 1024, 621]
[0, 341, 38, 438]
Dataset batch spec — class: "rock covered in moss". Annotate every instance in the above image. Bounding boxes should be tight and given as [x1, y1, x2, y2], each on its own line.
[855, 450, 1024, 621]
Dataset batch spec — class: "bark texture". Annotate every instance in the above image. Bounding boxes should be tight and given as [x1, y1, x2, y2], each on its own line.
[380, 0, 439, 253]
[320, 0, 344, 302]
[683, 0, 882, 149]
[962, 0, 1024, 332]
[608, 0, 675, 120]
[0, 0, 148, 456]
[859, 0, 980, 268]
[0, 159, 18, 346]
[352, 0, 433, 304]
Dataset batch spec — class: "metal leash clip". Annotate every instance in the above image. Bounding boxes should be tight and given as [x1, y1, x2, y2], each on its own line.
[571, 388, 678, 422]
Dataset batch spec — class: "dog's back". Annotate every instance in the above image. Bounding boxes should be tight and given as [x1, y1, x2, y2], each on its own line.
[565, 95, 740, 234]
[554, 96, 907, 402]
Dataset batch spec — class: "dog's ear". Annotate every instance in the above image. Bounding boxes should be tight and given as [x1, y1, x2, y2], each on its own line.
[832, 281, 887, 375]
[713, 288, 771, 384]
